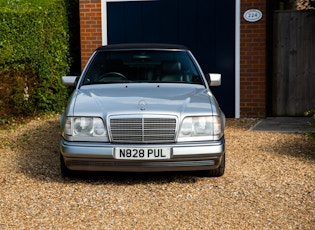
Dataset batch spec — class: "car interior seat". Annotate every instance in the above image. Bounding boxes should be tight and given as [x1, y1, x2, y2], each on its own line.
[161, 61, 183, 82]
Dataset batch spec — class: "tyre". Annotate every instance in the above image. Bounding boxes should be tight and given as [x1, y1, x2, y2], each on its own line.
[204, 153, 225, 177]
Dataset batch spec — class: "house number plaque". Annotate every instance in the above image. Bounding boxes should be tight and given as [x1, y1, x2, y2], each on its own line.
[243, 9, 263, 22]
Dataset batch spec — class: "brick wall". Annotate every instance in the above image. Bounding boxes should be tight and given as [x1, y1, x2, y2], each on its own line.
[240, 0, 267, 117]
[79, 0, 102, 70]
[79, 0, 268, 117]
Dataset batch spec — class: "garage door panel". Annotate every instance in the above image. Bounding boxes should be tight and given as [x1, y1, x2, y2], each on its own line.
[107, 0, 235, 117]
[125, 2, 142, 42]
[107, 3, 125, 44]
[158, 0, 178, 43]
[142, 1, 160, 42]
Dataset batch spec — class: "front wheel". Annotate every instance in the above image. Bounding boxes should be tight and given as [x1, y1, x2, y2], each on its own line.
[204, 153, 225, 177]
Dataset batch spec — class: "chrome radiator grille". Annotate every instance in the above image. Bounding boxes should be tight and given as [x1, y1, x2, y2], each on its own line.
[109, 116, 177, 143]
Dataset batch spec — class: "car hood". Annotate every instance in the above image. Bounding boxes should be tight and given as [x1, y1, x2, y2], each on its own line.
[69, 84, 220, 117]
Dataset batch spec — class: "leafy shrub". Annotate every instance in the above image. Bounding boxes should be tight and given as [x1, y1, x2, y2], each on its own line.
[0, 0, 70, 117]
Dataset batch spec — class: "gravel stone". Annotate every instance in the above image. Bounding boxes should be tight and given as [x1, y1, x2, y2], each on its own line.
[0, 116, 314, 229]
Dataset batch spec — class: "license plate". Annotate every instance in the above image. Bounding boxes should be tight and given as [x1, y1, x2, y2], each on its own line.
[114, 147, 171, 160]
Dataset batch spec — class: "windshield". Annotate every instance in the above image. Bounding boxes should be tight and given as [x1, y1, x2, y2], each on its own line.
[82, 50, 203, 85]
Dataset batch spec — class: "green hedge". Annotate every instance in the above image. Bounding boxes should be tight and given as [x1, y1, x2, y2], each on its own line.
[0, 0, 71, 116]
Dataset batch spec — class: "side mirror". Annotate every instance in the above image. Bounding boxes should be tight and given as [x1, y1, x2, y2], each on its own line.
[62, 76, 79, 87]
[207, 73, 221, 86]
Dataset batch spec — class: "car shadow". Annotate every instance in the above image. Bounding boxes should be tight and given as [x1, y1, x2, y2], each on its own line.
[226, 118, 315, 162]
[260, 134, 315, 161]
[15, 118, 61, 181]
[16, 117, 200, 184]
[64, 171, 201, 185]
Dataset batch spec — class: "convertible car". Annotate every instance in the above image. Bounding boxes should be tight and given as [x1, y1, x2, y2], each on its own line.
[60, 43, 225, 177]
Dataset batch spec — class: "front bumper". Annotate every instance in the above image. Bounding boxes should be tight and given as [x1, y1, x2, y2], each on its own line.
[60, 138, 225, 172]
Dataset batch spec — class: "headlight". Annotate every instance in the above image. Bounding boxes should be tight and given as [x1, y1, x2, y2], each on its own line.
[63, 117, 108, 142]
[178, 116, 223, 141]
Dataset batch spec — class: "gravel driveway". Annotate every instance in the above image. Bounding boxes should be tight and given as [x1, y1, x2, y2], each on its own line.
[0, 116, 314, 229]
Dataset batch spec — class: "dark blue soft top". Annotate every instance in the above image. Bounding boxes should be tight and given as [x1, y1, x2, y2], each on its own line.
[96, 43, 188, 51]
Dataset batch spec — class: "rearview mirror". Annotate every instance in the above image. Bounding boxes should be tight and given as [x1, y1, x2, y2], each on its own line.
[207, 73, 221, 86]
[62, 76, 79, 87]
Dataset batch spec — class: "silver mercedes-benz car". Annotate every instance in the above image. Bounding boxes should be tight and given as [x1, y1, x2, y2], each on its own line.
[60, 43, 225, 177]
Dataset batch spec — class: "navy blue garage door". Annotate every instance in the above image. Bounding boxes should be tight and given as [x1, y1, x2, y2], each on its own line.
[107, 0, 235, 117]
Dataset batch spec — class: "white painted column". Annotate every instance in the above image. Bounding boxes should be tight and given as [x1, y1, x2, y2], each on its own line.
[101, 0, 108, 45]
[235, 0, 240, 118]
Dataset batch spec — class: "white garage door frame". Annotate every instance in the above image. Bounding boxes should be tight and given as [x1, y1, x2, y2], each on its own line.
[101, 0, 241, 118]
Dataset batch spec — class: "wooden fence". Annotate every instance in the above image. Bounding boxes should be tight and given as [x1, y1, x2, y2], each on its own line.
[272, 10, 315, 116]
